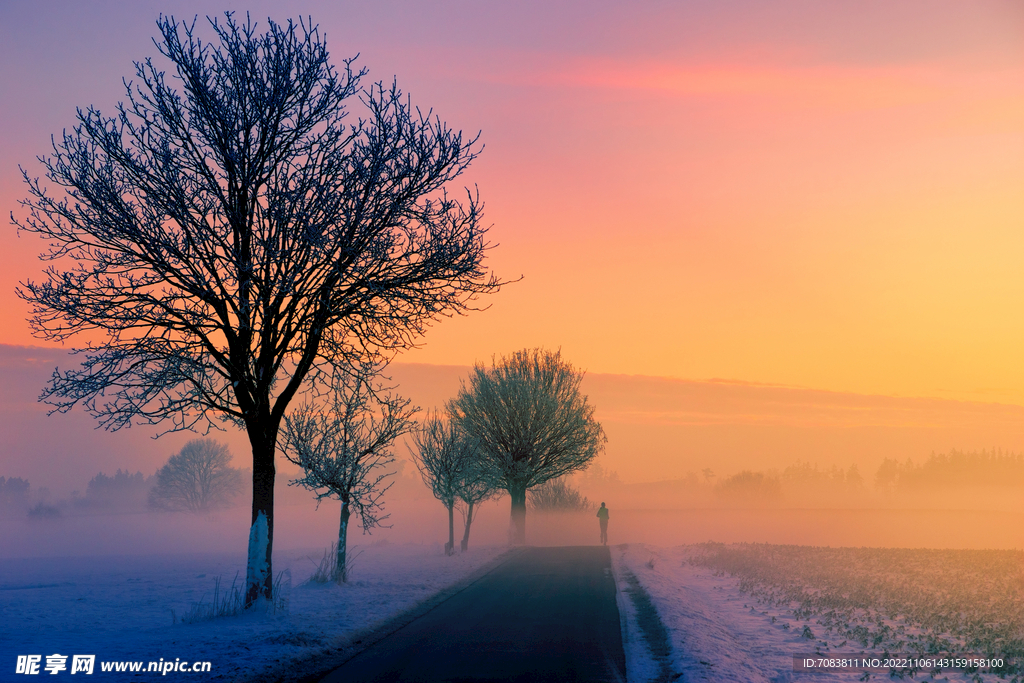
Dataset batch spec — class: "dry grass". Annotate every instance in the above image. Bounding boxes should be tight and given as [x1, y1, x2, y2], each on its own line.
[175, 571, 289, 623]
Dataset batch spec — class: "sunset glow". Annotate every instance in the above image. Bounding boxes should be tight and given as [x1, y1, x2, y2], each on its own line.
[4, 1, 1022, 407]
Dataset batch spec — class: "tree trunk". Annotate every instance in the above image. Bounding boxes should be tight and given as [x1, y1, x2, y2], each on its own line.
[445, 503, 455, 555]
[338, 501, 350, 583]
[509, 486, 527, 544]
[245, 434, 276, 607]
[460, 500, 475, 552]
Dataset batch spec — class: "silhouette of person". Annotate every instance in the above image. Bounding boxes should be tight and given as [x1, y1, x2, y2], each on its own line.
[597, 502, 609, 545]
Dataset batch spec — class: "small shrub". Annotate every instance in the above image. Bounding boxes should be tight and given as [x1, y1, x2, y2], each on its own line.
[305, 542, 364, 584]
[529, 478, 592, 511]
[27, 502, 61, 520]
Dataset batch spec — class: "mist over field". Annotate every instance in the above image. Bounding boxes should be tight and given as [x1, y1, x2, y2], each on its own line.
[4, 343, 1024, 559]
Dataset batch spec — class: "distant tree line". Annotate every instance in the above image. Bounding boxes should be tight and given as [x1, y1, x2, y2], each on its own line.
[82, 470, 155, 511]
[0, 476, 34, 516]
[875, 449, 1024, 491]
[1, 439, 245, 519]
[696, 450, 1024, 505]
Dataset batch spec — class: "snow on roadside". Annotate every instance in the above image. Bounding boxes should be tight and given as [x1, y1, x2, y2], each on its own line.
[2, 542, 507, 681]
[614, 543, 857, 683]
[611, 561, 663, 683]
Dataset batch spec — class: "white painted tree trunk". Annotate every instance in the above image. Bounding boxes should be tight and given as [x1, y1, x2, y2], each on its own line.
[245, 511, 270, 606]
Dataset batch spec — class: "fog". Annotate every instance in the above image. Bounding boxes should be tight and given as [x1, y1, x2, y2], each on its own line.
[4, 343, 1024, 559]
[6, 464, 1024, 561]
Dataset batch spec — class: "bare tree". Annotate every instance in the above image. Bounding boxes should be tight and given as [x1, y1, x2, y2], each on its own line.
[455, 457, 498, 552]
[702, 468, 716, 486]
[449, 348, 606, 544]
[412, 412, 477, 555]
[12, 14, 500, 604]
[149, 439, 243, 512]
[281, 369, 415, 582]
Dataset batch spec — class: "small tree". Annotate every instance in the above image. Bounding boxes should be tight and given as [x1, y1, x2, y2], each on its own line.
[149, 439, 243, 512]
[281, 370, 415, 582]
[13, 14, 500, 605]
[455, 458, 498, 551]
[412, 412, 477, 555]
[449, 348, 606, 544]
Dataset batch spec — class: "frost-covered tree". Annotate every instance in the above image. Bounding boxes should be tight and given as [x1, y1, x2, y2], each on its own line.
[412, 412, 479, 555]
[281, 370, 415, 582]
[149, 439, 243, 512]
[449, 348, 606, 544]
[529, 477, 591, 512]
[12, 14, 499, 605]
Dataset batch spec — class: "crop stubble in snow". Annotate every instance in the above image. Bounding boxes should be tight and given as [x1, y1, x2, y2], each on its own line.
[616, 542, 1024, 682]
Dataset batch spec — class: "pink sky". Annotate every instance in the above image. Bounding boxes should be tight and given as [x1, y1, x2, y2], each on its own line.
[2, 1, 1024, 482]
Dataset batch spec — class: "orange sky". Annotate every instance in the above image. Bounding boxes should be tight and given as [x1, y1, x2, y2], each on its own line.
[2, 0, 1024, 404]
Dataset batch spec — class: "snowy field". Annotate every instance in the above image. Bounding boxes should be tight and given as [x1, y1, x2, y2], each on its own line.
[2, 542, 508, 681]
[613, 543, 1023, 683]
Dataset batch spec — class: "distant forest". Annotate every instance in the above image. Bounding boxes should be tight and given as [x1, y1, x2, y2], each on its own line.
[6, 449, 1024, 519]
[708, 449, 1024, 499]
[875, 449, 1024, 490]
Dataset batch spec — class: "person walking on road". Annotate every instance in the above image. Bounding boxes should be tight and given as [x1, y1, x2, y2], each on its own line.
[597, 502, 609, 545]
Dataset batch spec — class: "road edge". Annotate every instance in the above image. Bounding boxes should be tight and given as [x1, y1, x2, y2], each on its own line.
[610, 543, 677, 683]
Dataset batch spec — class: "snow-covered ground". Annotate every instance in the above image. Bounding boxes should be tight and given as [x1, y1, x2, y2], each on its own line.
[613, 543, 1015, 683]
[13, 529, 1012, 683]
[2, 542, 508, 681]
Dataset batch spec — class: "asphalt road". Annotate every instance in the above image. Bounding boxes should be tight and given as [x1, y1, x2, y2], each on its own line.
[319, 545, 626, 683]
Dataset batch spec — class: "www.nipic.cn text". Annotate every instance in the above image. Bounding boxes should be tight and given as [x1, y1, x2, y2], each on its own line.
[15, 655, 212, 675]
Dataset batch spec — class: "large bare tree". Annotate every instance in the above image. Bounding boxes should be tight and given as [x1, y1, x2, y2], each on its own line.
[448, 348, 605, 544]
[281, 368, 415, 582]
[11, 14, 500, 605]
[149, 439, 243, 512]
